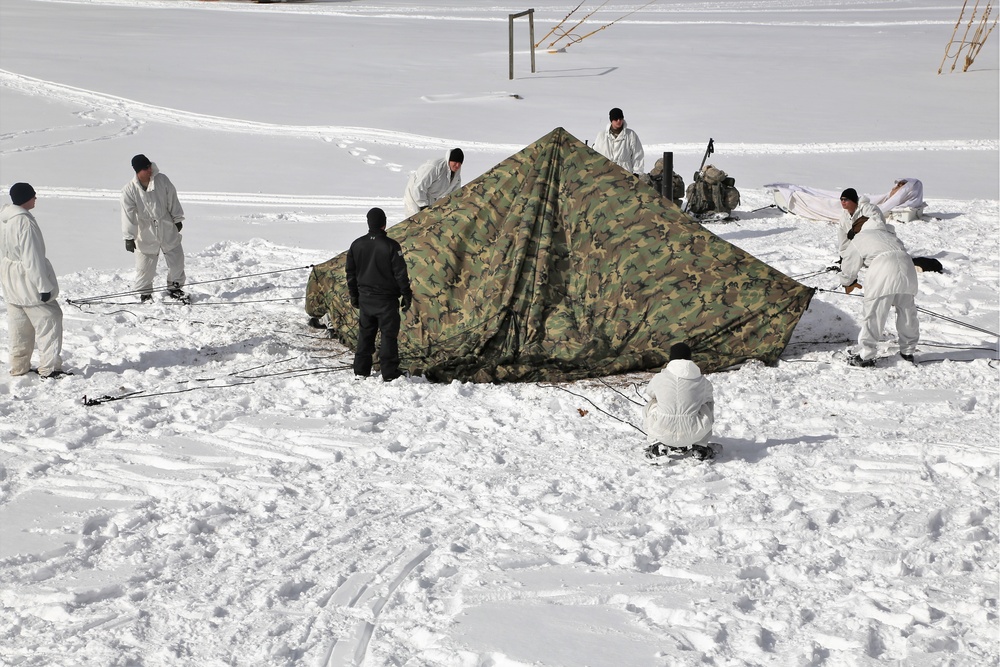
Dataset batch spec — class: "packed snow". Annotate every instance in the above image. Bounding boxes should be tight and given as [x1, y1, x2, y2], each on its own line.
[1, 1, 998, 665]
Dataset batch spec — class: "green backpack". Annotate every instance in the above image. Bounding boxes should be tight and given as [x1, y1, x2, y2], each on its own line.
[685, 164, 741, 216]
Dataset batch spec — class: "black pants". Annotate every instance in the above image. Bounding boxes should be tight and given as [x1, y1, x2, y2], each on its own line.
[354, 295, 401, 380]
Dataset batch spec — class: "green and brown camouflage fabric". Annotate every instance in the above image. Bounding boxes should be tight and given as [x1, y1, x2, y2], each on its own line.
[306, 127, 813, 383]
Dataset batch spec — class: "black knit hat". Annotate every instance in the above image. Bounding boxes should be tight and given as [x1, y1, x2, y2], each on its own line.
[669, 343, 692, 361]
[448, 148, 464, 164]
[367, 207, 387, 230]
[840, 188, 859, 204]
[609, 107, 624, 121]
[9, 182, 36, 206]
[131, 154, 152, 173]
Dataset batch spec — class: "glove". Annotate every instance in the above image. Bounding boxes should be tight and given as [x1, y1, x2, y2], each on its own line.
[40, 292, 51, 303]
[349, 294, 359, 309]
[401, 294, 412, 312]
[844, 281, 862, 294]
[175, 222, 183, 231]
[125, 239, 136, 253]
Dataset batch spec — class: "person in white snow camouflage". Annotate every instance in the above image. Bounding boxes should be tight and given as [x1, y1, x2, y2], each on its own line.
[836, 187, 891, 258]
[403, 148, 464, 217]
[838, 188, 920, 367]
[121, 154, 186, 302]
[0, 183, 67, 378]
[593, 107, 644, 174]
[642, 343, 715, 459]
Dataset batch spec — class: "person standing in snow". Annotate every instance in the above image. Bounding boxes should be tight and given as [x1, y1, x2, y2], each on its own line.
[0, 183, 69, 378]
[346, 207, 413, 381]
[121, 154, 186, 303]
[838, 188, 920, 368]
[593, 107, 645, 174]
[642, 343, 715, 460]
[403, 148, 464, 217]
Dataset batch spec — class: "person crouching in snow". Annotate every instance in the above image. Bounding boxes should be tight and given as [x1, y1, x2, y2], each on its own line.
[0, 183, 70, 379]
[121, 154, 186, 303]
[838, 188, 920, 368]
[403, 148, 464, 217]
[642, 343, 715, 461]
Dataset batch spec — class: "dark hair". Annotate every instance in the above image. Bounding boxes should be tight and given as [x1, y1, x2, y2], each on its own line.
[609, 108, 624, 121]
[668, 343, 692, 361]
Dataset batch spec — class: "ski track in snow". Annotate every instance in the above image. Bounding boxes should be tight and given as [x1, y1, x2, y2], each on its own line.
[0, 2, 997, 664]
[2, 68, 993, 187]
[36, 0, 960, 27]
[0, 204, 997, 665]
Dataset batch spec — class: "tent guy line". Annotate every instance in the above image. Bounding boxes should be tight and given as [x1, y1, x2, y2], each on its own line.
[813, 287, 1000, 339]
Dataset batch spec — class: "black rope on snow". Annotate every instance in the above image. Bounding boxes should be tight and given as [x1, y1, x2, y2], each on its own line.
[597, 376, 644, 406]
[540, 382, 646, 435]
[82, 363, 354, 406]
[67, 265, 315, 305]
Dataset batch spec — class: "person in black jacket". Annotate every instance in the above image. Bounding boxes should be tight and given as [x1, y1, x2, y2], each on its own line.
[346, 208, 413, 381]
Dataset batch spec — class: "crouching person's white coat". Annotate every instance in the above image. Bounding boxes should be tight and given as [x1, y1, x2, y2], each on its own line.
[642, 358, 715, 448]
[840, 226, 920, 361]
[0, 202, 63, 377]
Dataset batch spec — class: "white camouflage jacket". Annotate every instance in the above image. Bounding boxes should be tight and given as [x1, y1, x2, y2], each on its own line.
[0, 203, 59, 306]
[593, 121, 645, 173]
[121, 163, 185, 254]
[403, 154, 463, 216]
[642, 359, 715, 447]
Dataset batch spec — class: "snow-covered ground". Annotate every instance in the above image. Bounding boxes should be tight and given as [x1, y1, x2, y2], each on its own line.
[1, 1, 998, 665]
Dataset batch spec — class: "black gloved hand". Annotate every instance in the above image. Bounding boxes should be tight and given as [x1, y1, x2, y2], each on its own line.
[40, 292, 51, 303]
[125, 239, 136, 253]
[846, 229, 856, 241]
[175, 222, 183, 231]
[401, 295, 412, 312]
[349, 294, 359, 309]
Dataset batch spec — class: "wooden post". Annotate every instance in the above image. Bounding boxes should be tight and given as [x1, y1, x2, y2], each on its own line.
[529, 11, 536, 74]
[509, 9, 536, 80]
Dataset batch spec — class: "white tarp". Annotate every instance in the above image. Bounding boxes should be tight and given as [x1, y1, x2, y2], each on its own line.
[765, 178, 925, 222]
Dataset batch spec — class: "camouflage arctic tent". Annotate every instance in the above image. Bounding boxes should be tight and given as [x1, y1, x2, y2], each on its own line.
[306, 127, 813, 383]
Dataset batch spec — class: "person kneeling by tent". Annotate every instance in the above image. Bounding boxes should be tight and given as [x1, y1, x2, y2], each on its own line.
[642, 343, 716, 461]
[838, 188, 919, 368]
[346, 207, 413, 381]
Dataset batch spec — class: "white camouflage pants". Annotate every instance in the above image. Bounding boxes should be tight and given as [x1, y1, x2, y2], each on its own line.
[858, 293, 920, 360]
[134, 244, 186, 295]
[7, 300, 63, 376]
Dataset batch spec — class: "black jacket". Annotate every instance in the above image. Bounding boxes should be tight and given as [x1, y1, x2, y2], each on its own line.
[346, 229, 412, 300]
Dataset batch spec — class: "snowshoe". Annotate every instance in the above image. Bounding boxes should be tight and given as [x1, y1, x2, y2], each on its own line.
[644, 442, 720, 466]
[846, 354, 876, 368]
